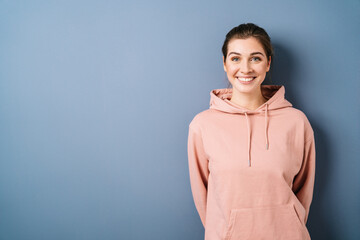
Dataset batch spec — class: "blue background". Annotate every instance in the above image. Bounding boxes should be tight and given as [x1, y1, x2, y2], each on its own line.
[1, 0, 359, 239]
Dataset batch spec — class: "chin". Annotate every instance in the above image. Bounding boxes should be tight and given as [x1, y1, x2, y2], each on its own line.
[231, 79, 263, 93]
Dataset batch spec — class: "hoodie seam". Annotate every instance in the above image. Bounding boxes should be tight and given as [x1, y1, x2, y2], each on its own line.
[189, 124, 211, 161]
[304, 135, 314, 144]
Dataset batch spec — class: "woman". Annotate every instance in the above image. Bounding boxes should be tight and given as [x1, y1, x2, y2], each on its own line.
[187, 23, 316, 240]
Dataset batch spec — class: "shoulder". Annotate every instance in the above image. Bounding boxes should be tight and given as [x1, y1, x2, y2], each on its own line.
[286, 107, 314, 141]
[285, 107, 310, 121]
[188, 109, 220, 132]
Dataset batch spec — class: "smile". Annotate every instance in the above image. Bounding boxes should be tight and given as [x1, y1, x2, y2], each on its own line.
[236, 77, 256, 82]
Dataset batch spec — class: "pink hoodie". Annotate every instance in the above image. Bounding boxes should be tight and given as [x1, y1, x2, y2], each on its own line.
[187, 85, 316, 240]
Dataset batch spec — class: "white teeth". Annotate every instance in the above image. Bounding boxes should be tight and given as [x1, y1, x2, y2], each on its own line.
[237, 77, 255, 82]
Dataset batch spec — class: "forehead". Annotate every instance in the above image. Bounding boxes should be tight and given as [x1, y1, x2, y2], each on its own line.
[227, 37, 265, 55]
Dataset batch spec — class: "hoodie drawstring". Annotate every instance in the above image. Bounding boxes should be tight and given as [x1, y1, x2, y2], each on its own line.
[265, 103, 269, 150]
[209, 86, 293, 167]
[245, 103, 269, 167]
[244, 112, 251, 167]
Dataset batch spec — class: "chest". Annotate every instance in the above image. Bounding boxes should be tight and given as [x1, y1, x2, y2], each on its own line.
[201, 114, 304, 184]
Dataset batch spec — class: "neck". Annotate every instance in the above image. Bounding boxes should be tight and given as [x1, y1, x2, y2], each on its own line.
[230, 87, 267, 110]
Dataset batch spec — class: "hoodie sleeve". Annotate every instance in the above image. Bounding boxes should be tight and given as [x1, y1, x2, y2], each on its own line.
[187, 123, 209, 228]
[292, 134, 316, 224]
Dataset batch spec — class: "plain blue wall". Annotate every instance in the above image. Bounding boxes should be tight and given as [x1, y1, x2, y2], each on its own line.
[1, 0, 359, 239]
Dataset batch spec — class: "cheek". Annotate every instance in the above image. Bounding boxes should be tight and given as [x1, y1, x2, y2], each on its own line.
[226, 64, 238, 74]
[254, 64, 268, 73]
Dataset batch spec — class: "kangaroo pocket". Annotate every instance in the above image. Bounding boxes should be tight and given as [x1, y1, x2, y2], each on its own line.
[224, 203, 305, 240]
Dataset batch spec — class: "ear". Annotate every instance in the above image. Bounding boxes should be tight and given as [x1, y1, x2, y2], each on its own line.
[266, 56, 271, 72]
[223, 56, 227, 72]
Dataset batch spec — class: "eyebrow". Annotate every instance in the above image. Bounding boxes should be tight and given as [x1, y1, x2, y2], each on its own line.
[228, 51, 265, 57]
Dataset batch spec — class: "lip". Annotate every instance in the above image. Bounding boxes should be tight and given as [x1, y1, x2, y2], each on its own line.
[236, 76, 256, 78]
[236, 76, 256, 84]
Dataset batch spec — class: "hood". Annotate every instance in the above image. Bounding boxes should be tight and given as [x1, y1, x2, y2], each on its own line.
[209, 85, 293, 167]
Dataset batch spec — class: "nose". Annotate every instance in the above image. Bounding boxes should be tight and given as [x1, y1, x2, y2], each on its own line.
[240, 60, 253, 73]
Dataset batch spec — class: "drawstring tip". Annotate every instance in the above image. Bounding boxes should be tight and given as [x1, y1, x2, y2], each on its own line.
[266, 143, 269, 150]
[248, 159, 251, 167]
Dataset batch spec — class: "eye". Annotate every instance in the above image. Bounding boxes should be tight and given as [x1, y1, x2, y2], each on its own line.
[252, 57, 261, 62]
[231, 57, 240, 62]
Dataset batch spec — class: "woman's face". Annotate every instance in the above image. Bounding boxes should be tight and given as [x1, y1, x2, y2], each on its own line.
[223, 37, 271, 94]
